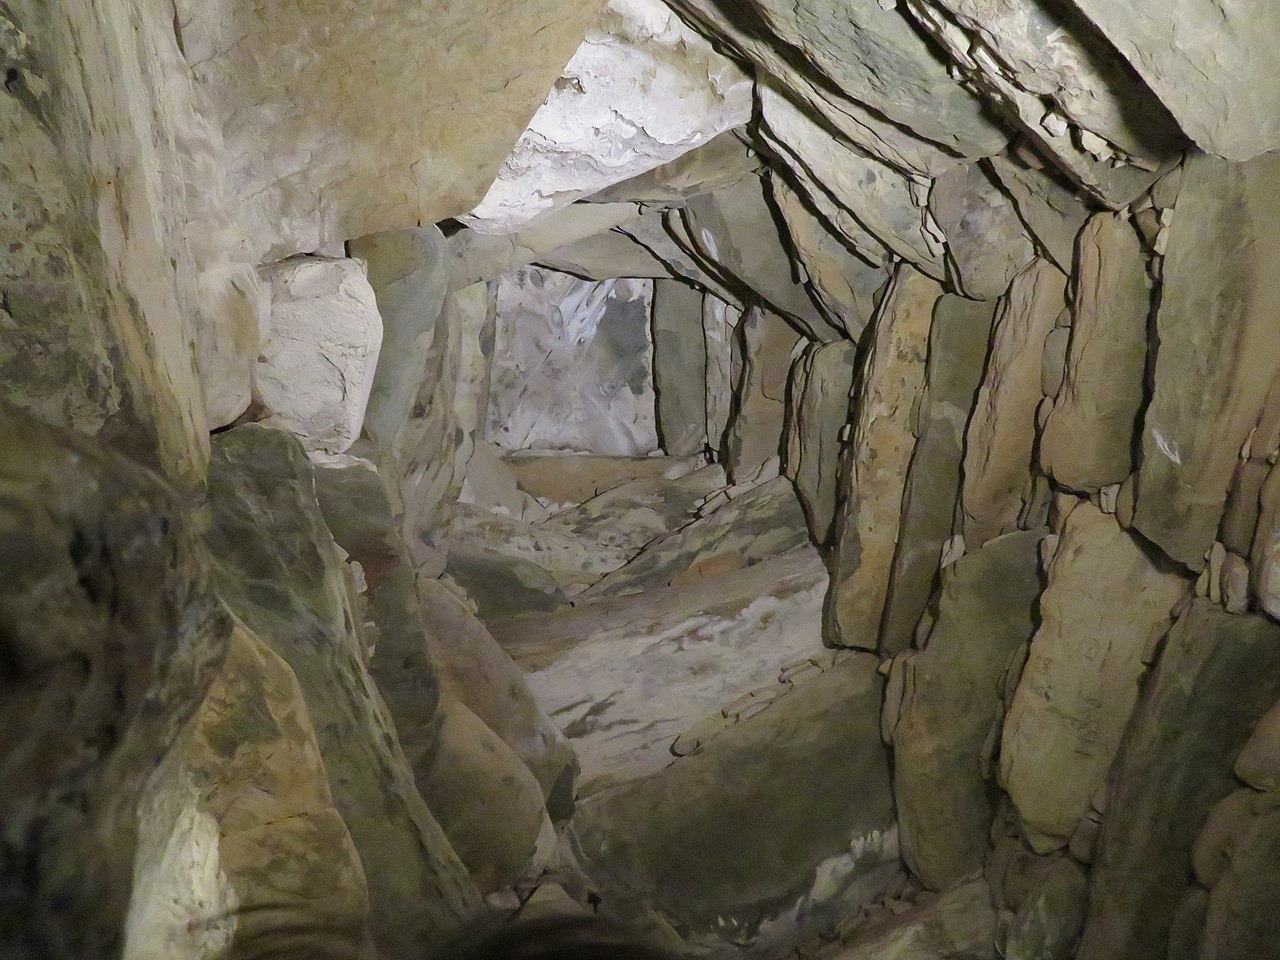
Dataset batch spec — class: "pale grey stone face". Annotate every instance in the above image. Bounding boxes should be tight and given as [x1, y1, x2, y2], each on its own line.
[486, 267, 658, 457]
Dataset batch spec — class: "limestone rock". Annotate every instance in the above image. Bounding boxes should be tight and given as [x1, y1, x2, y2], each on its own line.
[824, 880, 997, 960]
[1, 2, 215, 484]
[893, 529, 1043, 889]
[206, 425, 480, 959]
[536, 229, 683, 282]
[0, 88, 145, 450]
[182, 0, 609, 258]
[413, 697, 552, 894]
[827, 266, 940, 649]
[1003, 859, 1088, 960]
[534, 461, 727, 572]
[255, 257, 384, 454]
[572, 654, 897, 952]
[1133, 150, 1280, 570]
[130, 625, 370, 960]
[703, 294, 739, 450]
[679, 174, 829, 333]
[929, 161, 1035, 300]
[450, 204, 644, 288]
[447, 285, 501, 518]
[417, 579, 577, 816]
[1221, 459, 1269, 558]
[962, 259, 1067, 547]
[496, 550, 827, 793]
[311, 449, 444, 775]
[652, 280, 710, 457]
[458, 442, 549, 524]
[578, 475, 812, 601]
[988, 154, 1092, 272]
[670, 0, 1007, 162]
[1039, 327, 1070, 400]
[1076, 602, 1280, 960]
[770, 174, 890, 340]
[443, 543, 570, 622]
[487, 268, 658, 457]
[724, 306, 799, 482]
[758, 86, 946, 276]
[584, 128, 760, 205]
[880, 295, 998, 656]
[1000, 503, 1187, 849]
[1166, 889, 1210, 960]
[786, 340, 858, 546]
[348, 227, 450, 454]
[1252, 461, 1280, 619]
[1040, 214, 1151, 491]
[1236, 700, 1280, 792]
[617, 211, 742, 303]
[1191, 789, 1275, 891]
[1200, 805, 1280, 959]
[464, 0, 751, 234]
[506, 452, 706, 506]
[1064, 0, 1280, 161]
[0, 405, 227, 959]
[441, 462, 726, 602]
[903, 0, 1183, 207]
[310, 452, 559, 884]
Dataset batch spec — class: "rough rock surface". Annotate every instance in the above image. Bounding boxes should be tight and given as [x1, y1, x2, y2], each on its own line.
[1133, 150, 1280, 570]
[903, 0, 1183, 206]
[1000, 503, 1187, 850]
[962, 259, 1067, 548]
[1040, 214, 1151, 491]
[411, 696, 552, 894]
[769, 173, 889, 340]
[255, 257, 384, 453]
[1200, 804, 1280, 958]
[464, 0, 751, 234]
[1, 0, 222, 485]
[723, 306, 798, 482]
[671, 0, 1006, 162]
[1065, 1, 1280, 160]
[880, 295, 997, 656]
[206, 426, 479, 960]
[786, 340, 857, 546]
[0, 406, 228, 960]
[652, 279, 711, 457]
[1253, 462, 1280, 620]
[19, 1, 1280, 957]
[505, 451, 704, 506]
[487, 268, 657, 456]
[578, 474, 812, 601]
[585, 129, 760, 206]
[892, 529, 1044, 889]
[679, 175, 829, 332]
[1003, 859, 1088, 960]
[1236, 701, 1280, 792]
[988, 154, 1092, 273]
[418, 579, 577, 816]
[182, 0, 610, 258]
[929, 161, 1034, 300]
[1076, 602, 1280, 960]
[130, 624, 370, 960]
[572, 654, 897, 952]
[498, 550, 827, 793]
[823, 880, 997, 960]
[827, 266, 939, 649]
[759, 86, 945, 275]
[348, 228, 450, 455]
